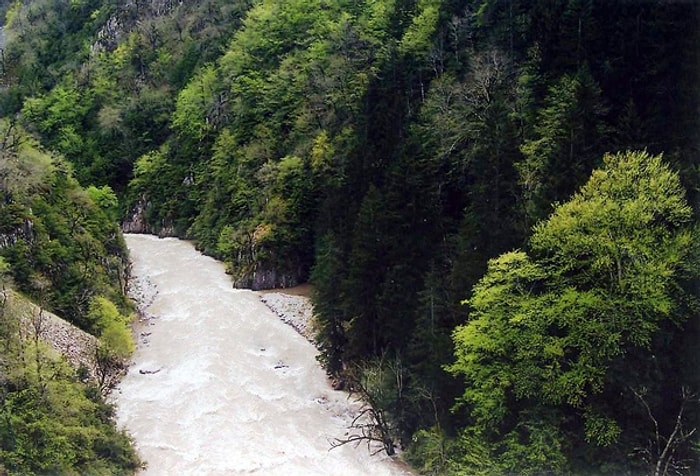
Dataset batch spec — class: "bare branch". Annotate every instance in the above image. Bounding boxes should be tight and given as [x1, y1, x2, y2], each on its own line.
[631, 385, 699, 476]
[630, 386, 661, 450]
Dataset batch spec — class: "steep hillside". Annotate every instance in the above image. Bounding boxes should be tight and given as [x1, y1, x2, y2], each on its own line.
[0, 287, 140, 474]
[4, 289, 99, 379]
[0, 115, 138, 473]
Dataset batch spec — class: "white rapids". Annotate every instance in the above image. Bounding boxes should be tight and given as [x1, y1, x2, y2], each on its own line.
[113, 234, 412, 476]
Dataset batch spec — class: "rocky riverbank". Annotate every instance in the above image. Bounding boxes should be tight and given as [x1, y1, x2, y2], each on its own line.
[259, 287, 316, 344]
[126, 272, 159, 346]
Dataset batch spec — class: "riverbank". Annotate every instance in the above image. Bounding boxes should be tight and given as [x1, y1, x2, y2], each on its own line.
[259, 286, 316, 343]
[125, 271, 159, 347]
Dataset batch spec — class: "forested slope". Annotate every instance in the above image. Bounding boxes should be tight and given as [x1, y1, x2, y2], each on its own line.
[0, 119, 139, 472]
[1, 0, 699, 474]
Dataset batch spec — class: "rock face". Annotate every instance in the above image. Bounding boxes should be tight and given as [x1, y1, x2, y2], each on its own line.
[0, 218, 34, 250]
[121, 197, 150, 234]
[235, 263, 304, 291]
[121, 196, 176, 237]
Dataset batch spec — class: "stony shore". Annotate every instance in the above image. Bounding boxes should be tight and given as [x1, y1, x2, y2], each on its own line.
[259, 289, 316, 344]
[125, 272, 159, 346]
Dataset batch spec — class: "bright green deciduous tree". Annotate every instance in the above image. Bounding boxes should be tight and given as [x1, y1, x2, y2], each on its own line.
[448, 151, 699, 474]
[86, 184, 120, 222]
[88, 296, 134, 359]
[172, 65, 222, 143]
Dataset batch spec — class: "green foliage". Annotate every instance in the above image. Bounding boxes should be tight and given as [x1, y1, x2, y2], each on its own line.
[310, 232, 347, 375]
[0, 257, 10, 279]
[0, 292, 140, 475]
[88, 296, 134, 359]
[2, 0, 106, 98]
[0, 120, 54, 194]
[22, 84, 92, 138]
[398, 0, 441, 59]
[171, 65, 221, 143]
[448, 151, 699, 474]
[343, 185, 390, 358]
[405, 426, 451, 476]
[518, 69, 607, 223]
[85, 184, 119, 222]
[126, 145, 194, 235]
[408, 417, 568, 476]
[0, 122, 128, 331]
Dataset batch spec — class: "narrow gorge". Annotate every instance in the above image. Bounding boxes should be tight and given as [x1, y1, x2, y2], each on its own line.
[114, 234, 411, 475]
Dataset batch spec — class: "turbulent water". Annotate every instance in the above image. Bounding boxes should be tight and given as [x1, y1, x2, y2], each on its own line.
[114, 234, 412, 476]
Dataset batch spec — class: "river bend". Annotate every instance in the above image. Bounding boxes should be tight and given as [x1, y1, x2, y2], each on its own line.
[114, 234, 410, 475]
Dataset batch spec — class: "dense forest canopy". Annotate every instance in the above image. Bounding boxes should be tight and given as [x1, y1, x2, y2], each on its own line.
[0, 0, 698, 474]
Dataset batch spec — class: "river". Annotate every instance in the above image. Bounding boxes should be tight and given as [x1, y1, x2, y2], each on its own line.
[114, 234, 412, 476]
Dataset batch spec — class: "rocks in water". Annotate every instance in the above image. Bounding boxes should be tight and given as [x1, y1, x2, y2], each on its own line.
[127, 274, 158, 324]
[138, 368, 162, 375]
[331, 377, 347, 391]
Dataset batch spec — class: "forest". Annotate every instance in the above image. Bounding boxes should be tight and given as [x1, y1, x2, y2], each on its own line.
[0, 0, 699, 474]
